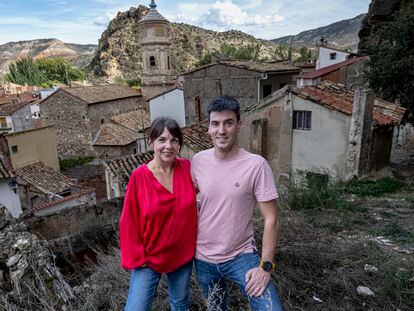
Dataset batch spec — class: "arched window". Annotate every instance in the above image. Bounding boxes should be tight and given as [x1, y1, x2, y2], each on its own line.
[167, 56, 170, 70]
[150, 56, 156, 68]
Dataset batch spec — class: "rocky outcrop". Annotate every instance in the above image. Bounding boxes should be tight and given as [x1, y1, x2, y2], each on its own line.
[89, 5, 278, 82]
[358, 0, 413, 54]
[272, 14, 365, 52]
[0, 205, 74, 310]
[0, 38, 97, 78]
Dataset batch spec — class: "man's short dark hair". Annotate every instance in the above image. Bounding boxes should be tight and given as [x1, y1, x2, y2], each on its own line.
[207, 95, 240, 122]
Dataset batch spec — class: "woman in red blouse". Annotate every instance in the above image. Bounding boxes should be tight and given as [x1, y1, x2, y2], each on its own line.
[120, 117, 197, 311]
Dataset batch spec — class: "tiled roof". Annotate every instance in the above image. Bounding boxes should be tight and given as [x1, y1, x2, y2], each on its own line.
[181, 60, 300, 76]
[0, 99, 31, 116]
[291, 81, 405, 126]
[59, 85, 141, 105]
[243, 81, 406, 127]
[110, 109, 151, 132]
[139, 6, 168, 23]
[104, 150, 154, 178]
[16, 162, 73, 194]
[0, 151, 15, 180]
[31, 188, 94, 212]
[182, 123, 213, 153]
[301, 56, 368, 79]
[93, 123, 142, 146]
[146, 86, 182, 102]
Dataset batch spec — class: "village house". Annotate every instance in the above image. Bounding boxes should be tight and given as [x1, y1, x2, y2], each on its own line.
[0, 135, 22, 218]
[5, 125, 59, 170]
[16, 161, 96, 217]
[148, 86, 185, 126]
[39, 85, 144, 157]
[239, 81, 406, 184]
[297, 56, 369, 88]
[181, 60, 300, 125]
[316, 44, 351, 70]
[0, 82, 40, 95]
[0, 93, 40, 134]
[104, 122, 212, 199]
[92, 109, 151, 159]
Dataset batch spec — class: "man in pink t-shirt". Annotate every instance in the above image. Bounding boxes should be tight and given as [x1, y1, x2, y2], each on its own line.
[191, 96, 283, 310]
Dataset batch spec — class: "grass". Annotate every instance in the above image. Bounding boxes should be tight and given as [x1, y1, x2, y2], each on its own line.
[370, 222, 414, 245]
[59, 156, 94, 172]
[345, 177, 405, 197]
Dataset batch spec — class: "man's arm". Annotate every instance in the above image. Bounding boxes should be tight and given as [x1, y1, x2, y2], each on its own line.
[245, 199, 279, 297]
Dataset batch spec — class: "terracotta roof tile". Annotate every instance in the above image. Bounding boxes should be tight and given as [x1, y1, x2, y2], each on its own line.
[0, 99, 31, 116]
[110, 109, 151, 132]
[291, 81, 405, 126]
[181, 60, 300, 76]
[31, 188, 95, 212]
[59, 85, 141, 105]
[182, 123, 213, 153]
[93, 123, 142, 146]
[104, 150, 154, 178]
[16, 162, 73, 194]
[301, 56, 369, 79]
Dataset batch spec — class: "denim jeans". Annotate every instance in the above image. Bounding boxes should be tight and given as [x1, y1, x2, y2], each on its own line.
[195, 253, 283, 311]
[125, 260, 192, 311]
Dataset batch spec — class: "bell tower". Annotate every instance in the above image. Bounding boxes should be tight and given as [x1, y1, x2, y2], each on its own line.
[139, 1, 174, 98]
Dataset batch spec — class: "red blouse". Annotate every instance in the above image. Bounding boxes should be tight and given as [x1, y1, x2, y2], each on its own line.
[119, 158, 197, 273]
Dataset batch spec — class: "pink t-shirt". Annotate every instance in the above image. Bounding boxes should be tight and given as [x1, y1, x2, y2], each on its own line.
[191, 148, 278, 263]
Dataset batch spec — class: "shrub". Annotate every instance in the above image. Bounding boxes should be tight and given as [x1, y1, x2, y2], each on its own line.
[59, 157, 94, 172]
[345, 177, 405, 197]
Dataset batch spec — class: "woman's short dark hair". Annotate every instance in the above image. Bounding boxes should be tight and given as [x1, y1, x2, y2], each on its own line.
[207, 95, 240, 122]
[148, 117, 183, 146]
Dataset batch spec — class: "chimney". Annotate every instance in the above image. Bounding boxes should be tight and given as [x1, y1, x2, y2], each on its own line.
[345, 88, 375, 179]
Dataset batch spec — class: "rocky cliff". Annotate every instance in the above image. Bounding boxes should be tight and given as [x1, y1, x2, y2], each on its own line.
[272, 14, 365, 52]
[358, 0, 413, 54]
[0, 38, 97, 78]
[89, 6, 278, 81]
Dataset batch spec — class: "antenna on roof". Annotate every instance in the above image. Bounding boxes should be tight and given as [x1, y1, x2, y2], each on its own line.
[149, 0, 156, 9]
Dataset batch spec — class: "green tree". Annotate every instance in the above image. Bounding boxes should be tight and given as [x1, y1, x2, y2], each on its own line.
[219, 43, 261, 61]
[367, 6, 414, 122]
[196, 53, 212, 67]
[274, 45, 292, 61]
[36, 58, 84, 85]
[5, 58, 45, 86]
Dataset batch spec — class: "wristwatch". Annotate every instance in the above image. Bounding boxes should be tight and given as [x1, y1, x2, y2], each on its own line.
[259, 260, 276, 272]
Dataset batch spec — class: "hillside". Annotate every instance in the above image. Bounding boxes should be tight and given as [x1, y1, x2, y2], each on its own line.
[89, 6, 278, 81]
[272, 14, 365, 52]
[0, 38, 97, 78]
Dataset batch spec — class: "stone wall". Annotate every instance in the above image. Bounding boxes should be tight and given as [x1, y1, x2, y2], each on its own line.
[183, 65, 260, 125]
[239, 93, 293, 186]
[93, 142, 137, 159]
[391, 122, 414, 163]
[88, 96, 144, 137]
[40, 91, 94, 157]
[11, 105, 32, 132]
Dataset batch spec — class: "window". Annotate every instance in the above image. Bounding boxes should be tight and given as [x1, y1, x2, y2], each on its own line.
[11, 145, 18, 154]
[330, 52, 337, 60]
[263, 84, 272, 98]
[101, 118, 104, 124]
[279, 82, 287, 89]
[167, 56, 170, 70]
[149, 56, 156, 67]
[0, 117, 7, 128]
[293, 111, 311, 130]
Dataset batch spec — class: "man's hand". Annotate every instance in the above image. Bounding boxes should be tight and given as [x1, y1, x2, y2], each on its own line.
[245, 267, 271, 297]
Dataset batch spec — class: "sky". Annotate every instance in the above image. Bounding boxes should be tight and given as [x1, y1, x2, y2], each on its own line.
[0, 0, 371, 45]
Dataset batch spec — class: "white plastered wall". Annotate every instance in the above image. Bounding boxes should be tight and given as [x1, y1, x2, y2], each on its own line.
[149, 89, 185, 127]
[0, 181, 22, 218]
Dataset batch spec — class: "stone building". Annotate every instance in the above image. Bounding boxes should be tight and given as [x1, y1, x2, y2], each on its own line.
[16, 161, 95, 216]
[239, 81, 406, 184]
[139, 0, 175, 100]
[297, 56, 369, 88]
[181, 60, 300, 125]
[93, 109, 151, 159]
[39, 85, 144, 158]
[0, 94, 39, 134]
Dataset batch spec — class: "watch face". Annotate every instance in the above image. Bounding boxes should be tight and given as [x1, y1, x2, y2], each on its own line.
[263, 261, 272, 271]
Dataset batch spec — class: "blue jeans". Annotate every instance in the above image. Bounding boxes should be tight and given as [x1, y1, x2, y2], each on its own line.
[195, 253, 282, 311]
[125, 260, 192, 311]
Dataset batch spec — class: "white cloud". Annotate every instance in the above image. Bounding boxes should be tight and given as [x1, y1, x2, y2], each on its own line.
[196, 1, 284, 29]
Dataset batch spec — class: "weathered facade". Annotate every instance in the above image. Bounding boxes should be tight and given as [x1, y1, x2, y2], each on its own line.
[181, 60, 300, 125]
[39, 85, 143, 157]
[239, 82, 405, 184]
[5, 125, 59, 170]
